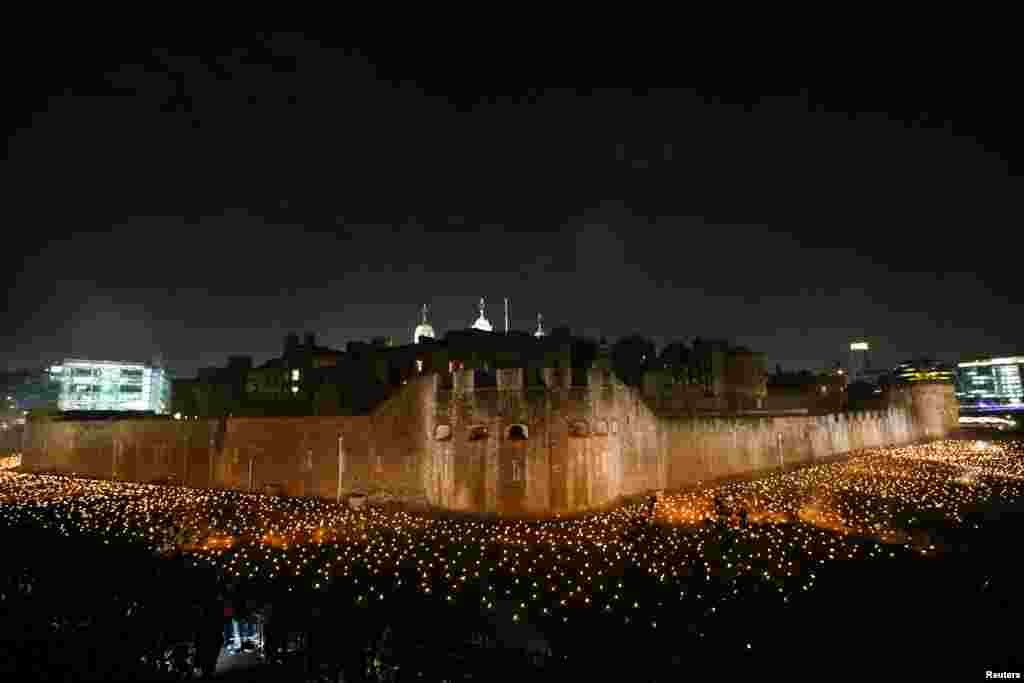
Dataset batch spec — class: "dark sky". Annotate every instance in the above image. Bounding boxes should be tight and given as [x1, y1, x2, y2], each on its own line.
[3, 36, 1021, 378]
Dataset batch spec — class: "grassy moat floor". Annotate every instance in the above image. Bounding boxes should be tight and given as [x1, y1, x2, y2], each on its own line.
[2, 431, 1022, 680]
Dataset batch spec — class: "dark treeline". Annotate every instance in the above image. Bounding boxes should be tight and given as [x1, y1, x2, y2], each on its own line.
[2, 506, 1022, 680]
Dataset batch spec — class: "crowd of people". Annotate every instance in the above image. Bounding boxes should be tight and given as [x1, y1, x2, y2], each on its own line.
[1, 437, 1022, 678]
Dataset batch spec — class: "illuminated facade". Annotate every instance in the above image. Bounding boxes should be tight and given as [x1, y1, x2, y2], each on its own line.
[893, 359, 954, 384]
[52, 359, 171, 414]
[956, 356, 1024, 407]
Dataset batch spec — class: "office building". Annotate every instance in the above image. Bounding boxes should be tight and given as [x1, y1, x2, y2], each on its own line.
[956, 355, 1024, 407]
[848, 341, 871, 381]
[51, 359, 171, 414]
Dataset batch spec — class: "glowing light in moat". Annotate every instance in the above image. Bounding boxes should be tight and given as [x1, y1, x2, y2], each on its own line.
[1, 439, 1022, 629]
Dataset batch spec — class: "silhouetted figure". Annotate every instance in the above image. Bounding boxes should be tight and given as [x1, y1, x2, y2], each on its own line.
[260, 601, 277, 663]
[739, 508, 749, 529]
[714, 496, 728, 523]
[646, 494, 657, 523]
[195, 599, 224, 678]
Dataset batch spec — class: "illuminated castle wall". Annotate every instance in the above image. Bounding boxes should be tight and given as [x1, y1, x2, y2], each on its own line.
[16, 374, 957, 517]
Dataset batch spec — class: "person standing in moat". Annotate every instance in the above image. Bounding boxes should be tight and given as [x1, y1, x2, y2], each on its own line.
[714, 496, 728, 525]
[646, 493, 657, 524]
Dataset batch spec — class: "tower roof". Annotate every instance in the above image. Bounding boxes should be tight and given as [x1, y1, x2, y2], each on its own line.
[414, 303, 436, 344]
[471, 297, 493, 332]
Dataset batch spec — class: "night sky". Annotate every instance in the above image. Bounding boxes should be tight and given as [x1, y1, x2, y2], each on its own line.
[3, 36, 1021, 378]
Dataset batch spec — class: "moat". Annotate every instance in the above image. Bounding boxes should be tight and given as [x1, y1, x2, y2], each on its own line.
[2, 432, 1021, 680]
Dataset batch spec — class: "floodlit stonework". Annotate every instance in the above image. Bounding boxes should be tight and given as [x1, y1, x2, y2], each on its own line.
[13, 372, 957, 517]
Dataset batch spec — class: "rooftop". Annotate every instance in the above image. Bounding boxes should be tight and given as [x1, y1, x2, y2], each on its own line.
[58, 359, 159, 369]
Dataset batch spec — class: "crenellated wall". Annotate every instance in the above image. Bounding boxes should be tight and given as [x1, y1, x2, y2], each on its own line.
[17, 374, 957, 517]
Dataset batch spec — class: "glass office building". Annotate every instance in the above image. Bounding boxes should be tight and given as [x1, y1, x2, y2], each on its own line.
[956, 356, 1024, 408]
[51, 359, 171, 414]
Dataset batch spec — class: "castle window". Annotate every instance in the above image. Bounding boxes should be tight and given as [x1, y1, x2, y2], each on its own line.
[292, 369, 301, 381]
[512, 459, 524, 482]
[435, 425, 452, 441]
[594, 419, 608, 436]
[507, 424, 528, 440]
[469, 426, 488, 442]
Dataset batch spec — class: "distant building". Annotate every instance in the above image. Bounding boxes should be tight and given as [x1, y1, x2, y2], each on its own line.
[956, 355, 1024, 408]
[848, 341, 871, 381]
[0, 367, 61, 421]
[893, 359, 955, 384]
[52, 359, 171, 414]
[174, 323, 592, 419]
[856, 367, 892, 386]
[642, 339, 769, 412]
[765, 367, 848, 412]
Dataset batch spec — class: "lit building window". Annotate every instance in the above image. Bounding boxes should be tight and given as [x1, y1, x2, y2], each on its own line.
[292, 369, 300, 381]
[416, 360, 424, 373]
[291, 385, 299, 394]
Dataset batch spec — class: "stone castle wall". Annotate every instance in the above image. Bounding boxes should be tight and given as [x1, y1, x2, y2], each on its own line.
[16, 374, 957, 517]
